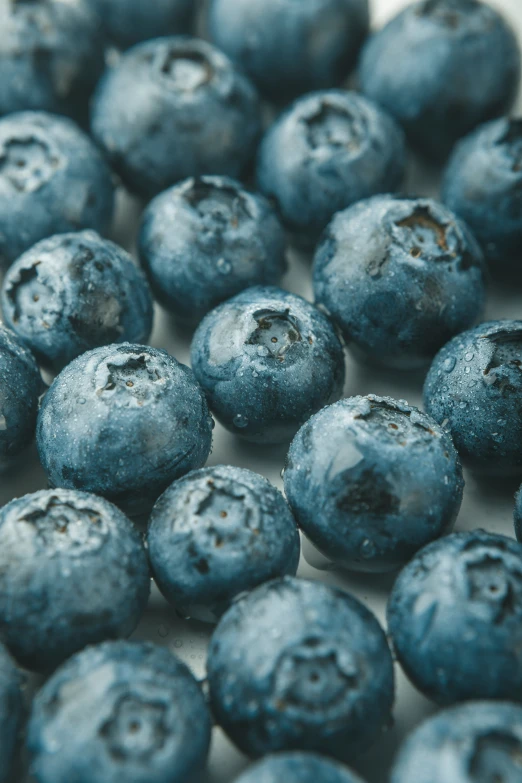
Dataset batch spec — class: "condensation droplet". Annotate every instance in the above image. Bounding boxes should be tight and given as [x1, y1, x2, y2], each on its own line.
[216, 258, 232, 274]
[443, 357, 456, 373]
[361, 538, 376, 559]
[464, 352, 474, 362]
[233, 414, 249, 429]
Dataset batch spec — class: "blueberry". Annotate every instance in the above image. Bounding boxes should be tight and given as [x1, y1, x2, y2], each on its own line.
[207, 576, 395, 760]
[424, 320, 522, 475]
[138, 176, 287, 324]
[313, 196, 486, 369]
[27, 640, 211, 783]
[208, 0, 369, 102]
[359, 0, 521, 162]
[256, 90, 406, 245]
[391, 701, 522, 783]
[388, 530, 522, 705]
[0, 0, 105, 122]
[0, 489, 150, 672]
[442, 117, 522, 270]
[285, 395, 464, 573]
[0, 112, 114, 269]
[94, 0, 195, 50]
[0, 644, 23, 783]
[190, 286, 345, 444]
[2, 231, 154, 372]
[0, 325, 42, 468]
[233, 752, 366, 783]
[147, 465, 300, 622]
[37, 344, 213, 516]
[91, 37, 261, 201]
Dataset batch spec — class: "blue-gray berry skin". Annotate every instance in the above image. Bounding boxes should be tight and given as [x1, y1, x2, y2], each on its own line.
[284, 396, 464, 574]
[313, 196, 486, 369]
[257, 90, 406, 245]
[0, 489, 150, 673]
[138, 176, 287, 324]
[424, 320, 522, 476]
[208, 0, 369, 102]
[233, 753, 366, 783]
[442, 118, 522, 269]
[2, 231, 154, 372]
[27, 641, 211, 783]
[0, 643, 23, 783]
[0, 112, 115, 269]
[0, 0, 105, 122]
[94, 0, 194, 50]
[388, 530, 522, 705]
[91, 37, 261, 201]
[37, 344, 213, 517]
[191, 286, 345, 444]
[515, 489, 522, 542]
[147, 465, 301, 622]
[359, 0, 521, 162]
[207, 577, 395, 761]
[391, 701, 522, 783]
[0, 325, 42, 467]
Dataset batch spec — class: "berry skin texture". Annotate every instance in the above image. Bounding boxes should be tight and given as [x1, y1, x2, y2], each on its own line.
[359, 0, 521, 162]
[424, 320, 522, 476]
[442, 117, 522, 269]
[0, 325, 42, 467]
[257, 90, 406, 245]
[233, 753, 366, 783]
[390, 701, 522, 783]
[37, 344, 213, 517]
[138, 176, 287, 325]
[208, 0, 369, 102]
[0, 489, 150, 673]
[91, 37, 261, 201]
[190, 286, 345, 445]
[0, 0, 105, 122]
[1, 231, 154, 373]
[0, 112, 114, 269]
[94, 0, 195, 50]
[0, 643, 23, 783]
[388, 530, 522, 705]
[207, 576, 395, 761]
[147, 465, 301, 622]
[313, 196, 486, 369]
[284, 395, 464, 573]
[27, 641, 212, 783]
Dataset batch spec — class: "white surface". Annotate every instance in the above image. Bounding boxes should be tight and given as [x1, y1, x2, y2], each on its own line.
[1, 1, 522, 781]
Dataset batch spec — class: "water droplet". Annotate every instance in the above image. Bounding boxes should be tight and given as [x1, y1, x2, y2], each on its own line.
[216, 257, 232, 275]
[464, 367, 470, 374]
[492, 432, 503, 443]
[443, 356, 456, 373]
[78, 397, 86, 405]
[257, 345, 268, 357]
[497, 417, 506, 426]
[233, 414, 249, 429]
[459, 401, 467, 409]
[280, 467, 286, 479]
[252, 370, 259, 378]
[361, 538, 376, 559]
[464, 352, 474, 362]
